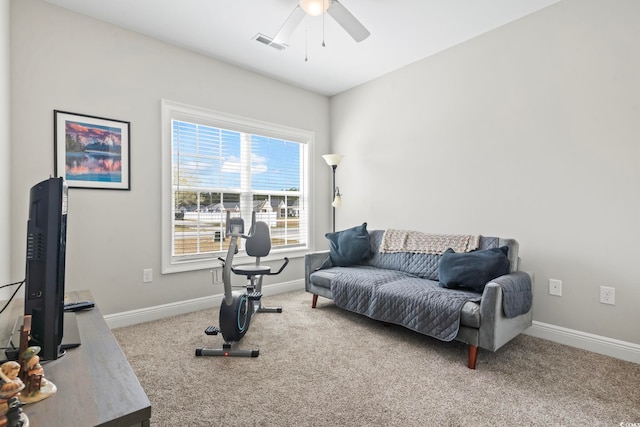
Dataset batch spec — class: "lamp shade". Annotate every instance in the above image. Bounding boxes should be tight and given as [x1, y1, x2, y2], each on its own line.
[322, 153, 343, 167]
[331, 194, 342, 208]
[299, 0, 331, 16]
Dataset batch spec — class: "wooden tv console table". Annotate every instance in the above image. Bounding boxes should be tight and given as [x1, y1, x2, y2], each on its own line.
[20, 290, 151, 427]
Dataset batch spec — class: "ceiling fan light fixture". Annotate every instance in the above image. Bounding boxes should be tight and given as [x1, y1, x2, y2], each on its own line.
[299, 0, 331, 17]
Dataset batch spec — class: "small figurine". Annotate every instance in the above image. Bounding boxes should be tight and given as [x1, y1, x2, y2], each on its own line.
[3, 397, 28, 427]
[1, 363, 19, 380]
[0, 362, 29, 426]
[18, 347, 55, 404]
[0, 361, 24, 411]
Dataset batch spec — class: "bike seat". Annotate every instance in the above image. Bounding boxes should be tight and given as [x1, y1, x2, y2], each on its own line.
[231, 264, 271, 276]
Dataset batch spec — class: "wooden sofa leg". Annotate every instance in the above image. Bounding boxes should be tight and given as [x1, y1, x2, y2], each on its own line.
[311, 294, 318, 308]
[468, 345, 478, 369]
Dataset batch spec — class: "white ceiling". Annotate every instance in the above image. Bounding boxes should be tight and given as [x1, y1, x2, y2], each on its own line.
[43, 0, 559, 96]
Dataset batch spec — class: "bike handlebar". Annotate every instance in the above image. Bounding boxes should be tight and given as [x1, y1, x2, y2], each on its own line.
[267, 257, 289, 276]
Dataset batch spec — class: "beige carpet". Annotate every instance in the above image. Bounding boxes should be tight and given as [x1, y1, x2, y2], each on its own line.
[113, 290, 640, 427]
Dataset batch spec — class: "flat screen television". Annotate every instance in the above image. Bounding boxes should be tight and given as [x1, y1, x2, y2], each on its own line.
[23, 177, 68, 361]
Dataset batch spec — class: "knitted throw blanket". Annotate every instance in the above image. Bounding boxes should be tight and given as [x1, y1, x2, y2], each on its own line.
[379, 229, 479, 254]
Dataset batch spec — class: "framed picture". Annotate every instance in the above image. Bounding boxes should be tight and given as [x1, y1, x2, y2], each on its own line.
[54, 110, 131, 190]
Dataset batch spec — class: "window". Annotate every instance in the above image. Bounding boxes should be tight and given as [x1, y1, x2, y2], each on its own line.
[161, 100, 312, 273]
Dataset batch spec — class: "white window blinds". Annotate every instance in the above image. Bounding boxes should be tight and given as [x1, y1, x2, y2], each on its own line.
[162, 100, 310, 272]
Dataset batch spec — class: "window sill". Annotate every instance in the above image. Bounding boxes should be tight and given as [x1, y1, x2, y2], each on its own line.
[162, 246, 309, 275]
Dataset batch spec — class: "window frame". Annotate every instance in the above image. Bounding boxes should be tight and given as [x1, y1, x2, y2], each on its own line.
[161, 99, 314, 274]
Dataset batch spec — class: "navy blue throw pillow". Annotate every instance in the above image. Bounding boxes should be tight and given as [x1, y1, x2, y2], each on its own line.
[325, 223, 371, 267]
[438, 246, 510, 292]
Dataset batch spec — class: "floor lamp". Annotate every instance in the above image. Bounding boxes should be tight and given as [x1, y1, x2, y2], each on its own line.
[322, 154, 343, 232]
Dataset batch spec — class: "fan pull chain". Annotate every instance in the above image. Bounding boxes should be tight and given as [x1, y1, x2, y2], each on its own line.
[322, 0, 326, 47]
[305, 28, 308, 62]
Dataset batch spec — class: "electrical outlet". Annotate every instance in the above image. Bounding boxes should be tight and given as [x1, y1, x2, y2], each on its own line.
[211, 268, 223, 284]
[143, 268, 153, 283]
[549, 279, 562, 296]
[600, 286, 615, 305]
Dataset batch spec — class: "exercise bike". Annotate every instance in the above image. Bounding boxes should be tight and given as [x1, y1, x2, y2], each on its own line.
[195, 212, 288, 357]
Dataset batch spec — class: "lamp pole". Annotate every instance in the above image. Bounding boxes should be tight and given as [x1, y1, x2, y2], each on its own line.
[322, 154, 343, 233]
[331, 165, 337, 232]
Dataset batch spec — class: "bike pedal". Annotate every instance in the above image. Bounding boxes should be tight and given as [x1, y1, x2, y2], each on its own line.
[204, 326, 219, 335]
[247, 291, 262, 301]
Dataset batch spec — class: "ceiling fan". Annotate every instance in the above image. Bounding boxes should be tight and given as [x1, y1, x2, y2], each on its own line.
[272, 0, 370, 46]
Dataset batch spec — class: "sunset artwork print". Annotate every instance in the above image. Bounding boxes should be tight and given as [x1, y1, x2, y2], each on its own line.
[55, 111, 130, 190]
[65, 120, 122, 181]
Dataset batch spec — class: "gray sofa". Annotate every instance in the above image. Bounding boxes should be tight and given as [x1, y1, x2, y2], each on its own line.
[305, 228, 533, 369]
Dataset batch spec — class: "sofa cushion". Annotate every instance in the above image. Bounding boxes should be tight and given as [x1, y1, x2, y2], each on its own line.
[460, 301, 481, 328]
[364, 230, 441, 280]
[315, 268, 482, 329]
[337, 276, 481, 342]
[364, 231, 515, 281]
[438, 246, 510, 292]
[324, 223, 372, 267]
[308, 269, 335, 290]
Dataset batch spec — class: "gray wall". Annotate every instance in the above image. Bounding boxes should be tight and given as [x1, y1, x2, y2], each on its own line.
[9, 0, 331, 314]
[0, 0, 9, 299]
[330, 0, 640, 344]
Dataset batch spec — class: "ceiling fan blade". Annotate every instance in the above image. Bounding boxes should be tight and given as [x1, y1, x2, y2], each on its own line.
[272, 5, 306, 46]
[327, 0, 370, 42]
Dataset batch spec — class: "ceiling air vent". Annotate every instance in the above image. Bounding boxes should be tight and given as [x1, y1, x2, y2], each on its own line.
[254, 33, 287, 51]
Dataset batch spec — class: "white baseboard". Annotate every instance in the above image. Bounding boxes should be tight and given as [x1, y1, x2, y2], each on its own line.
[104, 279, 304, 330]
[524, 321, 640, 364]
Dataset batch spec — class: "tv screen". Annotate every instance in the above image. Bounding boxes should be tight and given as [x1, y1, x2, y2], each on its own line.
[23, 177, 68, 361]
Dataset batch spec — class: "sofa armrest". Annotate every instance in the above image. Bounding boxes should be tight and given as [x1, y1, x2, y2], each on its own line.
[305, 251, 330, 292]
[478, 271, 533, 352]
[490, 271, 532, 318]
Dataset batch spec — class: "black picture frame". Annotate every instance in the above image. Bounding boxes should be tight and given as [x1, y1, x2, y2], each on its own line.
[54, 110, 131, 190]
